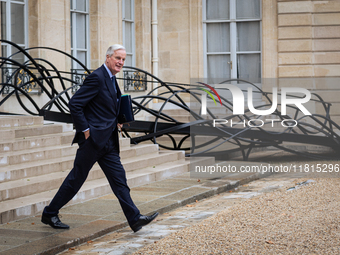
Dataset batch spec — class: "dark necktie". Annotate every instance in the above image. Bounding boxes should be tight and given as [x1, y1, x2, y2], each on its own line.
[111, 76, 117, 93]
[111, 76, 119, 104]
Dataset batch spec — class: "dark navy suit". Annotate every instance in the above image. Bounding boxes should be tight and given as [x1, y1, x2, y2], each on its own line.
[43, 65, 141, 227]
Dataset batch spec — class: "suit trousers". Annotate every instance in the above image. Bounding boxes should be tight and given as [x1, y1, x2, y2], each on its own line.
[44, 131, 141, 226]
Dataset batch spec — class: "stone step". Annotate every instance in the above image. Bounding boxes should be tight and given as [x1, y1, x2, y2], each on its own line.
[0, 132, 74, 153]
[14, 123, 74, 138]
[0, 129, 15, 142]
[0, 137, 140, 167]
[0, 152, 207, 224]
[0, 138, 131, 183]
[0, 142, 157, 183]
[0, 155, 75, 184]
[0, 115, 44, 129]
[0, 149, 181, 202]
[0, 144, 78, 167]
[125, 155, 215, 186]
[0, 129, 130, 154]
[122, 150, 184, 172]
[119, 143, 159, 160]
[119, 137, 131, 148]
[0, 122, 73, 142]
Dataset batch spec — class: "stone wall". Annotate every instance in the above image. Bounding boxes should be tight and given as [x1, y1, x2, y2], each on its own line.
[135, 0, 152, 72]
[262, 0, 278, 79]
[89, 0, 122, 69]
[277, 0, 340, 121]
[157, 0, 203, 84]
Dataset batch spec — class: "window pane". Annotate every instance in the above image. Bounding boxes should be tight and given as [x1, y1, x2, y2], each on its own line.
[236, 0, 260, 19]
[70, 13, 73, 47]
[124, 22, 133, 52]
[1, 2, 6, 40]
[1, 45, 7, 76]
[76, 0, 86, 12]
[237, 54, 261, 83]
[11, 3, 25, 44]
[1, 45, 7, 57]
[125, 0, 132, 20]
[237, 21, 260, 51]
[207, 55, 231, 79]
[207, 23, 230, 52]
[11, 46, 24, 64]
[206, 0, 229, 20]
[76, 51, 86, 69]
[76, 13, 86, 49]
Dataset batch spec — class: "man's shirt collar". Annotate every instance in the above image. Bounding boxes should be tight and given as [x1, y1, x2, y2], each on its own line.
[103, 63, 114, 79]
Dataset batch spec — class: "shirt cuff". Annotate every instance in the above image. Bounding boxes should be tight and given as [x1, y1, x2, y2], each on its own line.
[83, 128, 89, 132]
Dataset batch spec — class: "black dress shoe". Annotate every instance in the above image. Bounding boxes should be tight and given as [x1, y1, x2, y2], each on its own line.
[131, 212, 159, 232]
[41, 213, 69, 229]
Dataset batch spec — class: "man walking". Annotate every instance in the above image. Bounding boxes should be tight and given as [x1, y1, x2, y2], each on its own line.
[41, 44, 158, 232]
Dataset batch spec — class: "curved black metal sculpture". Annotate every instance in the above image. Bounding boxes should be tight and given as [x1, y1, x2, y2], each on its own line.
[1, 40, 339, 160]
[125, 79, 340, 160]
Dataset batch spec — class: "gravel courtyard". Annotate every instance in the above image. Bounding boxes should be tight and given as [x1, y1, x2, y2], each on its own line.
[134, 162, 340, 255]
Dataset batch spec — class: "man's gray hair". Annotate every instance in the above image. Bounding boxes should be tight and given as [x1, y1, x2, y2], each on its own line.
[106, 44, 125, 57]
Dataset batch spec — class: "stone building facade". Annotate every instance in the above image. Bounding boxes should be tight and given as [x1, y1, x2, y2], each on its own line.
[0, 0, 339, 122]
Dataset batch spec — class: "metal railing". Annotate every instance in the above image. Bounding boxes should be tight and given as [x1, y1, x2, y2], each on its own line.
[1, 40, 339, 160]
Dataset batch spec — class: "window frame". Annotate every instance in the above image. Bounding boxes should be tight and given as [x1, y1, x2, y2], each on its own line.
[70, 0, 90, 69]
[0, 0, 28, 59]
[202, 0, 262, 81]
[122, 0, 135, 67]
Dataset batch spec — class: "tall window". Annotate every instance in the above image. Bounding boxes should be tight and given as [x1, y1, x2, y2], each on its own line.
[122, 0, 135, 67]
[203, 0, 261, 83]
[71, 0, 89, 69]
[1, 0, 27, 64]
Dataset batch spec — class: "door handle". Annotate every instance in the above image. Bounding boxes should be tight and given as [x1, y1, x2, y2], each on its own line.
[228, 61, 233, 69]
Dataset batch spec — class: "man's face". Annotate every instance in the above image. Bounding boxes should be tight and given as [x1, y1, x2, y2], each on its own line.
[106, 49, 126, 75]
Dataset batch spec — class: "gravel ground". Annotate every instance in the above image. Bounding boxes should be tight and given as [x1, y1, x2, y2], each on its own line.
[133, 163, 340, 255]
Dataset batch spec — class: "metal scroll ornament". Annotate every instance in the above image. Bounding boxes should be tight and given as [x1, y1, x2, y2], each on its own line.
[123, 70, 147, 91]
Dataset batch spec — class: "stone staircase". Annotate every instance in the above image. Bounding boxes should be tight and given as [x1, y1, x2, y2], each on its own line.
[0, 115, 213, 224]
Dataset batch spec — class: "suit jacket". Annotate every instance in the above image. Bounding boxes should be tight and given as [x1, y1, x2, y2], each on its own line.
[69, 65, 122, 151]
